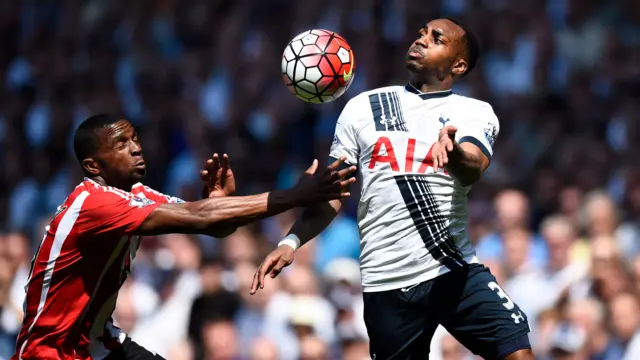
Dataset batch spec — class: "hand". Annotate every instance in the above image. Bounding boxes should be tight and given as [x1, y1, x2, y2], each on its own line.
[432, 125, 457, 171]
[292, 157, 357, 206]
[250, 244, 295, 294]
[200, 153, 236, 198]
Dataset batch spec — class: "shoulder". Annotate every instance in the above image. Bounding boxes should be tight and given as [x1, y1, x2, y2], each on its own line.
[449, 94, 498, 122]
[339, 85, 406, 125]
[350, 85, 406, 103]
[447, 94, 500, 128]
[450, 94, 495, 112]
[82, 186, 136, 210]
[131, 183, 185, 204]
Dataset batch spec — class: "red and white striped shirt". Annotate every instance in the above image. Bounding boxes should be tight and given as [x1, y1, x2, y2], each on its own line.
[13, 179, 184, 360]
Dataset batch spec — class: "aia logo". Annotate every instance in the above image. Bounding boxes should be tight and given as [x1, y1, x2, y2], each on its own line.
[368, 136, 448, 175]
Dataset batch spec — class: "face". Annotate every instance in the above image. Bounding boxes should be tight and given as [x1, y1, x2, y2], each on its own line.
[84, 120, 145, 189]
[406, 19, 468, 79]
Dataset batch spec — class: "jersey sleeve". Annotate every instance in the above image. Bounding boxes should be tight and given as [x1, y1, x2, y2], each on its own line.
[78, 191, 163, 236]
[455, 104, 500, 161]
[328, 98, 362, 166]
[131, 183, 186, 204]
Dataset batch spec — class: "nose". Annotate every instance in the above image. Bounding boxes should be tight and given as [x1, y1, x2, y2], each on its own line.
[414, 34, 429, 48]
[130, 141, 142, 156]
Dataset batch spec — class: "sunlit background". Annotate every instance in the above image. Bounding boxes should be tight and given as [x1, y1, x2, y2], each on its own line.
[1, 0, 640, 359]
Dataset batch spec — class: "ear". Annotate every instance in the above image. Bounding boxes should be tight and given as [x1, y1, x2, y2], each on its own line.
[82, 158, 101, 176]
[452, 58, 468, 77]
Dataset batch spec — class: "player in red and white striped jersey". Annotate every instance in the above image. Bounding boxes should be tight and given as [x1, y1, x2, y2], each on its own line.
[12, 114, 356, 360]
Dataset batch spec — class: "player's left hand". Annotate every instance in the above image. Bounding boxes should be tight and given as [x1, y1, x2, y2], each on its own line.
[200, 153, 236, 198]
[432, 125, 457, 170]
[250, 244, 295, 295]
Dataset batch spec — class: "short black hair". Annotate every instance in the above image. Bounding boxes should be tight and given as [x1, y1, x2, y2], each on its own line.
[442, 17, 481, 76]
[73, 114, 123, 163]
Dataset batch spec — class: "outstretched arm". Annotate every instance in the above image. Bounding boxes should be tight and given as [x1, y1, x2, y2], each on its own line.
[136, 190, 296, 236]
[135, 158, 356, 236]
[250, 94, 364, 294]
[281, 199, 343, 249]
[248, 197, 342, 294]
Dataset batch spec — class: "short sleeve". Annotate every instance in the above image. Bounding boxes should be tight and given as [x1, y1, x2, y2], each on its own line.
[78, 191, 162, 235]
[328, 98, 361, 166]
[455, 104, 500, 161]
[132, 183, 185, 204]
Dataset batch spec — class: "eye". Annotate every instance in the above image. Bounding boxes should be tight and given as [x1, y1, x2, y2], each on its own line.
[434, 37, 443, 45]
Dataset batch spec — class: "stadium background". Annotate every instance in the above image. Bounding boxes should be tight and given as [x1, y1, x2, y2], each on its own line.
[1, 0, 640, 359]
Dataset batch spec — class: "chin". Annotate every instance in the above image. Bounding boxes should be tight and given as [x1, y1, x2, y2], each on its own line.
[132, 170, 146, 182]
[406, 62, 422, 75]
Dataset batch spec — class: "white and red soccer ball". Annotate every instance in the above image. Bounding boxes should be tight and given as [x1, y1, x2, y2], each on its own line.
[281, 29, 355, 103]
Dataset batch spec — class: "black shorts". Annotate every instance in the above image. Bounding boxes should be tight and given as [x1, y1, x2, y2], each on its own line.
[363, 264, 531, 360]
[103, 337, 166, 360]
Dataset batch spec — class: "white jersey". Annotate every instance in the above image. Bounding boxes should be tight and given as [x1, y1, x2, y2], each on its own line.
[329, 84, 500, 292]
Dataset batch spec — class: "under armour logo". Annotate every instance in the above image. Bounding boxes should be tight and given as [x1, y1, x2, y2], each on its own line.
[511, 311, 525, 324]
[380, 114, 399, 127]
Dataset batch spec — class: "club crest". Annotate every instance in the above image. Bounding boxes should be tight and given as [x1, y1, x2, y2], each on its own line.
[484, 124, 498, 146]
[129, 196, 155, 208]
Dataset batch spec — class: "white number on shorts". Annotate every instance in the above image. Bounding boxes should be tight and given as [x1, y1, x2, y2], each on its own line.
[488, 281, 515, 310]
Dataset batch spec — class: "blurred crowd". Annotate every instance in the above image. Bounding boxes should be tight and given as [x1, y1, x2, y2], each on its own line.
[1, 0, 640, 359]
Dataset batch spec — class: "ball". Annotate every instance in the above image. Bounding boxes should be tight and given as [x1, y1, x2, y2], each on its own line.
[281, 29, 355, 104]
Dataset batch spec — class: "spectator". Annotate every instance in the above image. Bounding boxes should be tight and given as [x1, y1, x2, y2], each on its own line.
[1, 1, 640, 359]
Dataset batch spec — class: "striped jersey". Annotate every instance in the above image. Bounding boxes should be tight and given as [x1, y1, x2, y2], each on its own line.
[13, 179, 183, 360]
[329, 84, 500, 292]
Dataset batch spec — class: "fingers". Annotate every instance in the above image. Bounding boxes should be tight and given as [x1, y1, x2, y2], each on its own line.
[269, 258, 289, 278]
[335, 165, 357, 179]
[305, 159, 319, 175]
[432, 143, 440, 170]
[327, 156, 347, 172]
[250, 257, 276, 294]
[221, 153, 230, 170]
[202, 154, 220, 183]
[200, 169, 209, 182]
[219, 153, 229, 187]
[439, 151, 449, 167]
[339, 177, 356, 189]
[210, 154, 220, 176]
[443, 125, 458, 135]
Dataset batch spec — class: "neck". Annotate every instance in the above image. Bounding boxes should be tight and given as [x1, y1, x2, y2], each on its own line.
[87, 176, 132, 191]
[89, 176, 107, 187]
[409, 77, 453, 93]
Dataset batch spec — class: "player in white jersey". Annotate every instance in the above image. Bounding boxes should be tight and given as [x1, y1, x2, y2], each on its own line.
[251, 18, 534, 360]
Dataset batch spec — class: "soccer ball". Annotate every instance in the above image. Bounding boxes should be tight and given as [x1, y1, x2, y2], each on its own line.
[281, 29, 355, 104]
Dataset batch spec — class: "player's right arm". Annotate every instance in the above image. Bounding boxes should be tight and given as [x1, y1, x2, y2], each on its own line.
[137, 158, 356, 236]
[78, 159, 355, 238]
[250, 97, 362, 294]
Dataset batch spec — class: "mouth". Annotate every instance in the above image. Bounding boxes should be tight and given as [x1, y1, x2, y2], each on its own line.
[134, 160, 146, 169]
[407, 47, 424, 59]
